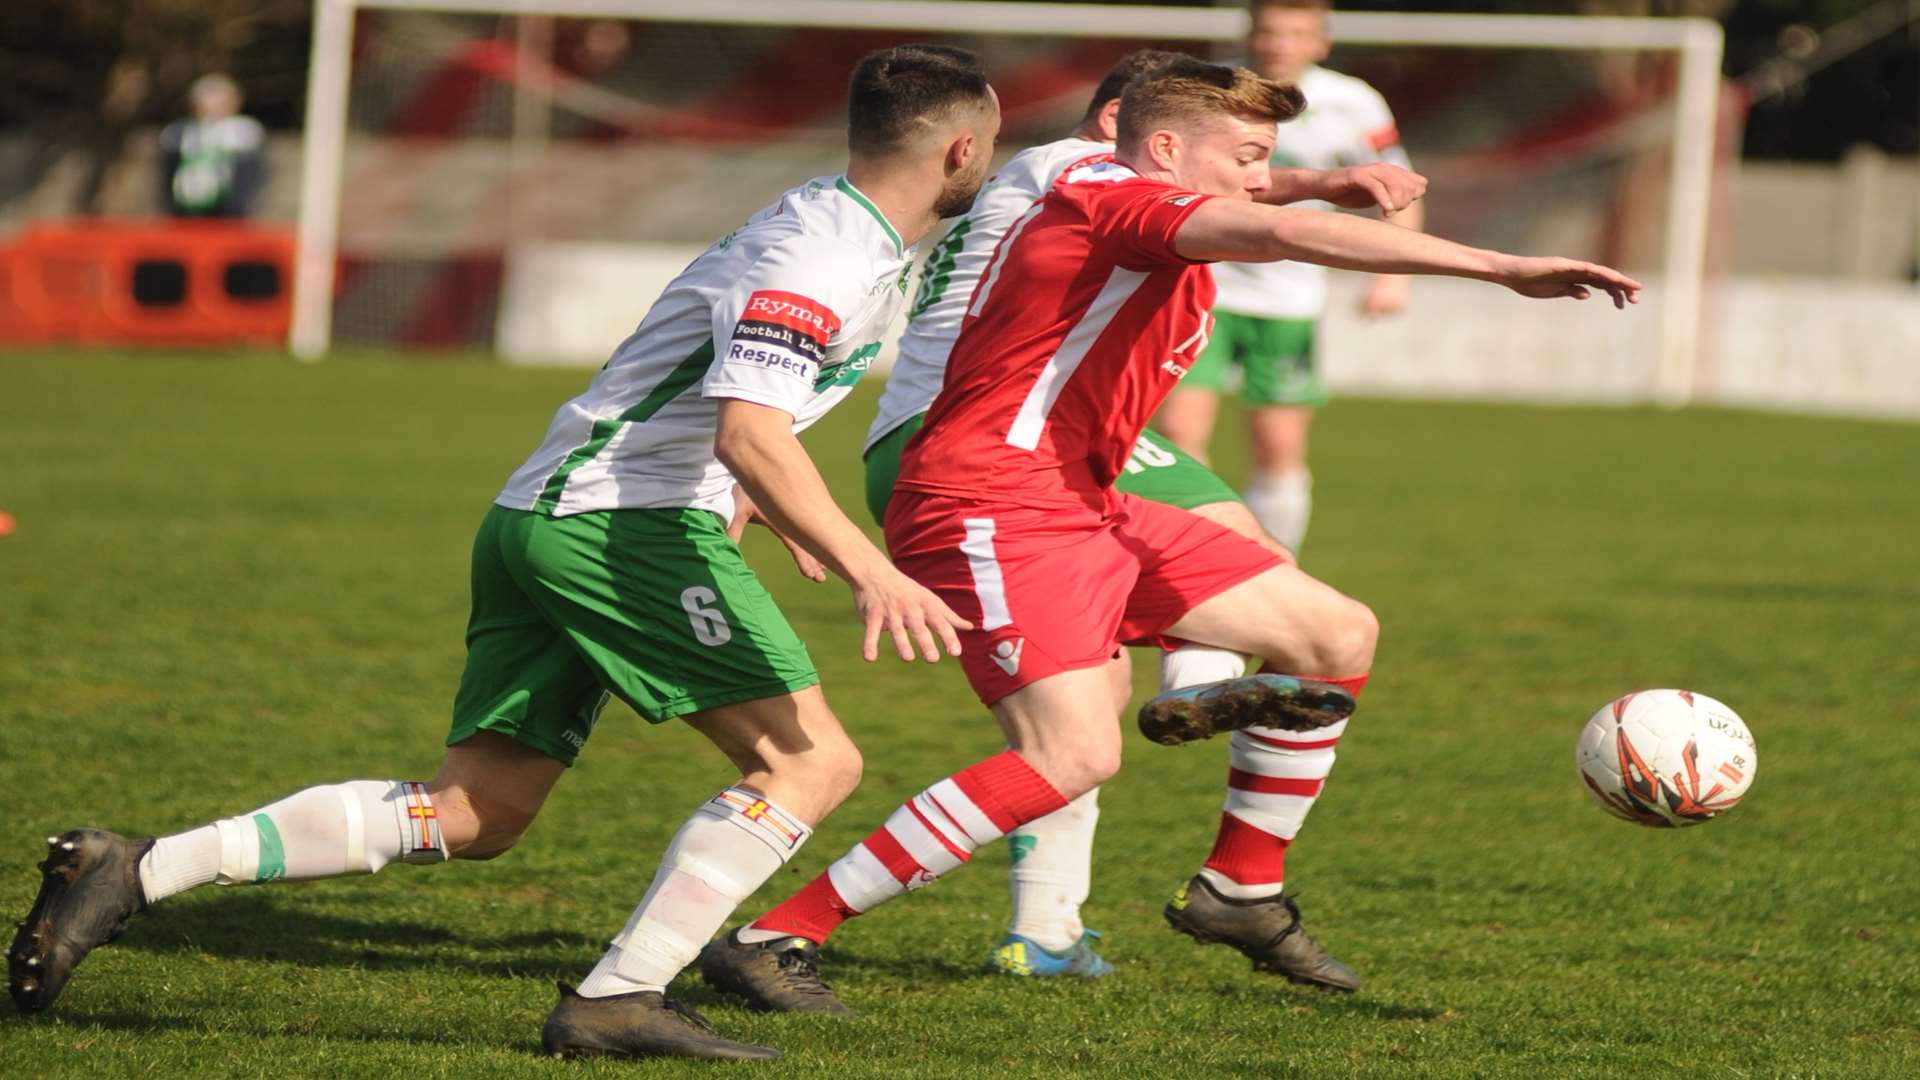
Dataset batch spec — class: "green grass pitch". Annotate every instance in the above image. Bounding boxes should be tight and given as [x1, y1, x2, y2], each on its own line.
[2, 350, 1916, 1078]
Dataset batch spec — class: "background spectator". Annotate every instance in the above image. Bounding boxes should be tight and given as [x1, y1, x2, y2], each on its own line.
[158, 72, 264, 217]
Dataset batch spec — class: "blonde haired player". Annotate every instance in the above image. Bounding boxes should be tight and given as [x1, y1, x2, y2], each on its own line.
[702, 57, 1637, 1018]
[1156, 0, 1423, 556]
[863, 48, 1426, 980]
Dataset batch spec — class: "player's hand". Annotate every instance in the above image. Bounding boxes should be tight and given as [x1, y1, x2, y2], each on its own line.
[852, 566, 972, 663]
[726, 486, 828, 583]
[725, 486, 756, 542]
[1322, 163, 1427, 213]
[1360, 274, 1410, 317]
[1494, 256, 1643, 308]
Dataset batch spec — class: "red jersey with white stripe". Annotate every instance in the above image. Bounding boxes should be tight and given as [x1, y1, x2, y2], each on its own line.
[894, 159, 1216, 511]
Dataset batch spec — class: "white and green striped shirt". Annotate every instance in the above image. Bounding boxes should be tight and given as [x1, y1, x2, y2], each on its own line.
[867, 136, 1110, 452]
[497, 176, 911, 520]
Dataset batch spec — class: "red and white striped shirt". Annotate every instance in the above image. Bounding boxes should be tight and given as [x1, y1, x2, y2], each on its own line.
[895, 159, 1216, 511]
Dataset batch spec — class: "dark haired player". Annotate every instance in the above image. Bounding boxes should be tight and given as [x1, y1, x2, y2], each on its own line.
[9, 45, 999, 1063]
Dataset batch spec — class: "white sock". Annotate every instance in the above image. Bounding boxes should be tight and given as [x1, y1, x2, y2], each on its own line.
[1005, 787, 1099, 953]
[1198, 866, 1283, 900]
[577, 787, 813, 998]
[1160, 645, 1249, 692]
[1166, 647, 1265, 899]
[137, 780, 445, 903]
[995, 649, 1247, 953]
[1242, 468, 1312, 555]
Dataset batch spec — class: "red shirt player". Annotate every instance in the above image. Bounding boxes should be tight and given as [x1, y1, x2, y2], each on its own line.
[704, 59, 1641, 1013]
[887, 151, 1259, 701]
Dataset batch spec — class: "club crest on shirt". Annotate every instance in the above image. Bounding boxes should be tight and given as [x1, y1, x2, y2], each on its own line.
[814, 342, 881, 391]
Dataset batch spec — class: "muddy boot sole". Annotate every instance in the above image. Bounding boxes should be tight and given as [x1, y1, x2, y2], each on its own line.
[1138, 674, 1355, 747]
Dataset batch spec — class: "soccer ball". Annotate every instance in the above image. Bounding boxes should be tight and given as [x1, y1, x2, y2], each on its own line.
[1575, 689, 1756, 828]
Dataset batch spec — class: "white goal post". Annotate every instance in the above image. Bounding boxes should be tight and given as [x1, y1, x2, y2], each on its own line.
[293, 0, 1722, 405]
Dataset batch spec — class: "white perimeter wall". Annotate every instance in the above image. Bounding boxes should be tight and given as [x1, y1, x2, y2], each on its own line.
[497, 242, 1920, 421]
[1315, 276, 1920, 421]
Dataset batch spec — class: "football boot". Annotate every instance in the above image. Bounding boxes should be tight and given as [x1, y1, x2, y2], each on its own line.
[1163, 874, 1361, 992]
[10, 829, 152, 1014]
[540, 981, 779, 1061]
[697, 928, 850, 1015]
[985, 930, 1114, 978]
[1138, 674, 1354, 747]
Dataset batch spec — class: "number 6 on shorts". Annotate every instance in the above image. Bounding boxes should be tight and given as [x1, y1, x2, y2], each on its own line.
[681, 586, 734, 646]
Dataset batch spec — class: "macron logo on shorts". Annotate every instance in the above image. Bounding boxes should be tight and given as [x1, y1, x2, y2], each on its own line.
[990, 637, 1025, 676]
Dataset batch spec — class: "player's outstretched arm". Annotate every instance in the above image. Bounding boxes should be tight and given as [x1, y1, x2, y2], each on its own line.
[1172, 200, 1642, 308]
[714, 399, 971, 663]
[1265, 162, 1426, 214]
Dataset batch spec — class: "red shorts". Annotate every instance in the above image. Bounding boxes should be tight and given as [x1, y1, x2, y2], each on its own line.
[884, 490, 1283, 705]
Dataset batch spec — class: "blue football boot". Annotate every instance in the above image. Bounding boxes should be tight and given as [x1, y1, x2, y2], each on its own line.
[985, 930, 1114, 977]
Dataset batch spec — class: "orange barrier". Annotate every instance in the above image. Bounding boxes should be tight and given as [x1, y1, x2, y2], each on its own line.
[0, 219, 295, 346]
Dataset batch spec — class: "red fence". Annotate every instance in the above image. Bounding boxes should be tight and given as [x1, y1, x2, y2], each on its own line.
[0, 220, 294, 347]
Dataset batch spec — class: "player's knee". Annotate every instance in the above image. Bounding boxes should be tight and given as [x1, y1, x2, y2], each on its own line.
[1332, 598, 1380, 674]
[1084, 742, 1123, 789]
[1040, 741, 1121, 800]
[814, 738, 865, 808]
[766, 734, 864, 821]
[435, 785, 536, 861]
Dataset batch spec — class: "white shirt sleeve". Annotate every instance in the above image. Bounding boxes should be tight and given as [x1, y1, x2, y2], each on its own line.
[702, 235, 871, 418]
[1345, 84, 1410, 170]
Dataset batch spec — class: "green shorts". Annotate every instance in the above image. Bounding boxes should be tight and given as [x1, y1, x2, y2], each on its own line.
[448, 504, 819, 765]
[862, 415, 1239, 525]
[1187, 311, 1326, 407]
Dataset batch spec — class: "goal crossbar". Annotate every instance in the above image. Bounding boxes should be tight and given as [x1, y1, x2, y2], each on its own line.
[304, 0, 1715, 48]
[293, 0, 1722, 404]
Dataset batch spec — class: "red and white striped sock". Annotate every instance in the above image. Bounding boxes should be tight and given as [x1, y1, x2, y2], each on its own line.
[1198, 672, 1367, 900]
[744, 750, 1067, 944]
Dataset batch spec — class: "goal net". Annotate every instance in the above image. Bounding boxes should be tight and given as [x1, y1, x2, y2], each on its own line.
[293, 1, 1727, 405]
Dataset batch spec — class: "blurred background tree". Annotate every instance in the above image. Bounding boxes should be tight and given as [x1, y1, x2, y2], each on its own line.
[1326, 0, 1917, 158]
[0, 0, 308, 212]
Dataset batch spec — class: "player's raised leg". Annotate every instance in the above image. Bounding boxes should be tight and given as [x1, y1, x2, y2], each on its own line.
[1131, 482, 1357, 751]
[1135, 587, 1365, 745]
[1151, 557, 1375, 990]
[1118, 435, 1288, 743]
[1127, 469, 1363, 988]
